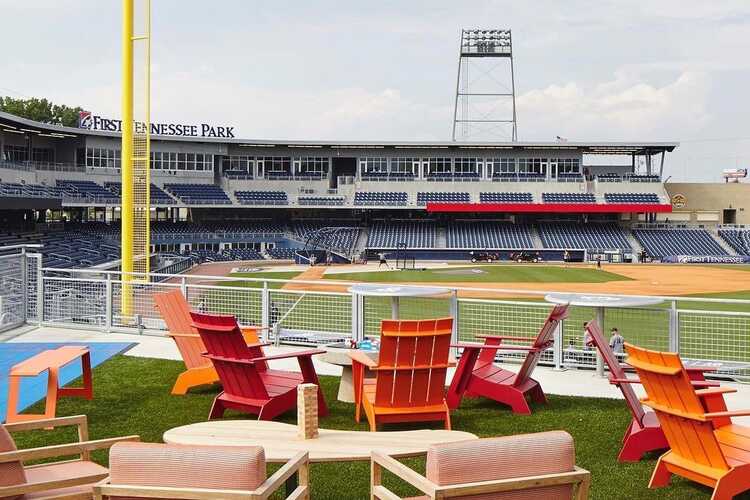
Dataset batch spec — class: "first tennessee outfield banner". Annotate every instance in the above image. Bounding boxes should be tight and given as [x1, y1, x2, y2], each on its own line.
[78, 111, 235, 138]
[662, 255, 750, 264]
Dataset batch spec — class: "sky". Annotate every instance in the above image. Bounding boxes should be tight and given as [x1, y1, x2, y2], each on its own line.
[2, 0, 750, 181]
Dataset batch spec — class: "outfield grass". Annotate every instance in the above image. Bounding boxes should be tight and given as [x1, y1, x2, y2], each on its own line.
[325, 265, 632, 284]
[224, 271, 301, 289]
[12, 355, 731, 499]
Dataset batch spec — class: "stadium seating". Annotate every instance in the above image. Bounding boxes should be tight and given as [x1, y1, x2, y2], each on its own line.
[718, 229, 750, 254]
[104, 182, 176, 204]
[538, 223, 631, 250]
[298, 196, 345, 206]
[604, 193, 660, 204]
[57, 180, 119, 203]
[596, 173, 621, 182]
[416, 192, 470, 205]
[223, 170, 254, 179]
[556, 173, 584, 182]
[447, 222, 533, 249]
[625, 174, 660, 182]
[368, 222, 435, 248]
[479, 192, 533, 203]
[163, 183, 232, 204]
[353, 192, 408, 206]
[267, 248, 299, 259]
[234, 190, 288, 205]
[518, 173, 546, 182]
[634, 229, 728, 257]
[542, 192, 596, 203]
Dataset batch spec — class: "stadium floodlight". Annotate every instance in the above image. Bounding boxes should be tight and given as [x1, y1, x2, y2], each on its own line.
[452, 28, 517, 142]
[121, 0, 151, 320]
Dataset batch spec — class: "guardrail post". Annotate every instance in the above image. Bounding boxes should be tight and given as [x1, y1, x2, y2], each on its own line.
[105, 273, 113, 332]
[20, 249, 27, 323]
[553, 319, 564, 371]
[669, 300, 679, 352]
[180, 276, 187, 298]
[261, 281, 270, 342]
[36, 257, 44, 326]
[449, 290, 459, 354]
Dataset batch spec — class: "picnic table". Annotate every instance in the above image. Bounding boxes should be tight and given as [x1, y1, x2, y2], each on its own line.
[6, 346, 92, 423]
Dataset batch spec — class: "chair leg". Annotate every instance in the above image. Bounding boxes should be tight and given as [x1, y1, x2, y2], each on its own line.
[711, 466, 750, 500]
[444, 408, 451, 430]
[529, 383, 547, 404]
[208, 395, 226, 420]
[506, 390, 532, 415]
[355, 401, 361, 423]
[648, 455, 672, 488]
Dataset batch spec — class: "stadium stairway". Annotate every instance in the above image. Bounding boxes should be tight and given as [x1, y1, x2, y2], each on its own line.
[530, 225, 544, 249]
[352, 227, 369, 258]
[625, 230, 645, 258]
[710, 228, 739, 256]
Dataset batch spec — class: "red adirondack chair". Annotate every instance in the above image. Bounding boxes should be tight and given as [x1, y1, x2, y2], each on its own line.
[190, 311, 329, 420]
[446, 304, 568, 415]
[350, 317, 454, 431]
[585, 320, 722, 462]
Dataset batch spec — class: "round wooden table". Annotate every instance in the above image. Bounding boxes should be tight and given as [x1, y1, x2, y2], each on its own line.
[163, 420, 477, 463]
[318, 348, 378, 403]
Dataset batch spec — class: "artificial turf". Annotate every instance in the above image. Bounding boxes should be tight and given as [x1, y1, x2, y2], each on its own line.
[324, 264, 632, 284]
[12, 355, 742, 499]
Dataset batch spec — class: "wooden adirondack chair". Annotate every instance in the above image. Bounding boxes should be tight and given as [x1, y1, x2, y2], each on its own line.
[153, 290, 261, 395]
[446, 304, 568, 415]
[585, 320, 720, 462]
[190, 311, 329, 421]
[626, 343, 750, 500]
[350, 317, 453, 431]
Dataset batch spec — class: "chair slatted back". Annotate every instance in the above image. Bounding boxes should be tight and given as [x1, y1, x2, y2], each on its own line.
[586, 321, 646, 424]
[190, 311, 269, 401]
[153, 290, 208, 369]
[512, 304, 569, 386]
[374, 318, 453, 409]
[625, 343, 729, 472]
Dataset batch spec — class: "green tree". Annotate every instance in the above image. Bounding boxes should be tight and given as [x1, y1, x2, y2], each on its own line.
[0, 96, 83, 127]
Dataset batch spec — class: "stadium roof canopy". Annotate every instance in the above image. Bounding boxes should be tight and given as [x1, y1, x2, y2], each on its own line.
[0, 111, 678, 155]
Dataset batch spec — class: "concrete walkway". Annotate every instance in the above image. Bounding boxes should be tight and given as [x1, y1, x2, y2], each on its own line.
[7, 325, 750, 425]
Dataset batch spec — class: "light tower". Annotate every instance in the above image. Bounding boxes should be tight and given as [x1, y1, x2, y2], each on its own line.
[451, 29, 517, 142]
[121, 0, 151, 318]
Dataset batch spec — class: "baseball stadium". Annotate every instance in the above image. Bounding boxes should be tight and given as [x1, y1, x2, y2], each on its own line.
[1, 5, 750, 500]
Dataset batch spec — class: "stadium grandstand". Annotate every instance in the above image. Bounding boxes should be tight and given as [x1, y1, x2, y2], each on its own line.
[0, 108, 748, 268]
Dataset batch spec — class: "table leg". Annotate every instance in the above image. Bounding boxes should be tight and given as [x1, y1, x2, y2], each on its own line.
[5, 375, 21, 423]
[337, 365, 355, 403]
[596, 307, 605, 377]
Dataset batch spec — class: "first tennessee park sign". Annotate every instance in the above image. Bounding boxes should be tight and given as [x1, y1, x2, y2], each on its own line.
[78, 111, 235, 138]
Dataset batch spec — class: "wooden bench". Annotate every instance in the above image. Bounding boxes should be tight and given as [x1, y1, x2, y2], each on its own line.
[6, 346, 93, 423]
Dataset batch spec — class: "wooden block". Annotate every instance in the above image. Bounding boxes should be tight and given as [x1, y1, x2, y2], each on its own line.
[297, 384, 319, 440]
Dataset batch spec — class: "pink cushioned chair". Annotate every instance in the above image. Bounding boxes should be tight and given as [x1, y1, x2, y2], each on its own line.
[371, 431, 590, 499]
[94, 441, 310, 500]
[0, 415, 138, 500]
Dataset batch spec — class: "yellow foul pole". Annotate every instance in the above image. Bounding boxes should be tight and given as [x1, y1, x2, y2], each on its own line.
[121, 0, 134, 317]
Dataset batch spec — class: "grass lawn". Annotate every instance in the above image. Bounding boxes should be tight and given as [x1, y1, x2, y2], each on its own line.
[12, 355, 728, 499]
[224, 271, 301, 289]
[325, 265, 631, 284]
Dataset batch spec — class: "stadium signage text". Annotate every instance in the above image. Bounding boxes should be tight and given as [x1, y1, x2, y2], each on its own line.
[78, 111, 235, 138]
[663, 255, 750, 264]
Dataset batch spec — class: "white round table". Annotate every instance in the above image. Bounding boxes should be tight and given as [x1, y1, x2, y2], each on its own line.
[348, 284, 452, 319]
[545, 293, 664, 376]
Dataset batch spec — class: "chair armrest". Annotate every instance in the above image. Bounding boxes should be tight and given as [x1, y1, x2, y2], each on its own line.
[452, 342, 537, 352]
[94, 481, 260, 500]
[3, 474, 111, 499]
[609, 377, 640, 385]
[686, 366, 718, 373]
[204, 354, 256, 365]
[3, 414, 87, 433]
[349, 350, 378, 368]
[246, 342, 272, 349]
[434, 467, 591, 497]
[251, 349, 325, 363]
[476, 335, 534, 343]
[704, 409, 750, 419]
[0, 435, 140, 463]
[254, 451, 309, 499]
[371, 451, 437, 497]
[695, 387, 737, 397]
[168, 332, 200, 339]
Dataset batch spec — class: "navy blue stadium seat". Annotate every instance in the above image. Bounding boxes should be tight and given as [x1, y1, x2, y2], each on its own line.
[367, 222, 435, 248]
[538, 223, 631, 251]
[164, 183, 231, 204]
[446, 222, 533, 249]
[479, 192, 533, 203]
[633, 229, 728, 257]
[416, 192, 470, 205]
[234, 190, 288, 205]
[541, 192, 596, 203]
[604, 193, 660, 204]
[353, 192, 408, 206]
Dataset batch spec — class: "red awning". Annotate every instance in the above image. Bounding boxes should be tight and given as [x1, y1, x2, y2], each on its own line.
[425, 202, 673, 213]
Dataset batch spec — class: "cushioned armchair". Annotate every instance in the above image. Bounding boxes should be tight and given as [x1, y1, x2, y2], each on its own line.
[371, 431, 590, 499]
[93, 442, 310, 500]
[0, 415, 139, 500]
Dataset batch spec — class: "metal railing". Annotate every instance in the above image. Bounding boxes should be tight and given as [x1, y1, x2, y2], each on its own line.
[22, 264, 750, 381]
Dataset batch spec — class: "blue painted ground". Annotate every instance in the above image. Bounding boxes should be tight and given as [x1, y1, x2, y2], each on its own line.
[0, 342, 134, 422]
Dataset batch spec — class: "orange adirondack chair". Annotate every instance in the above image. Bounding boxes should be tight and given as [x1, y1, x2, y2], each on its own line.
[350, 317, 453, 431]
[191, 311, 329, 420]
[585, 320, 720, 462]
[446, 304, 568, 415]
[153, 290, 261, 395]
[626, 343, 750, 500]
